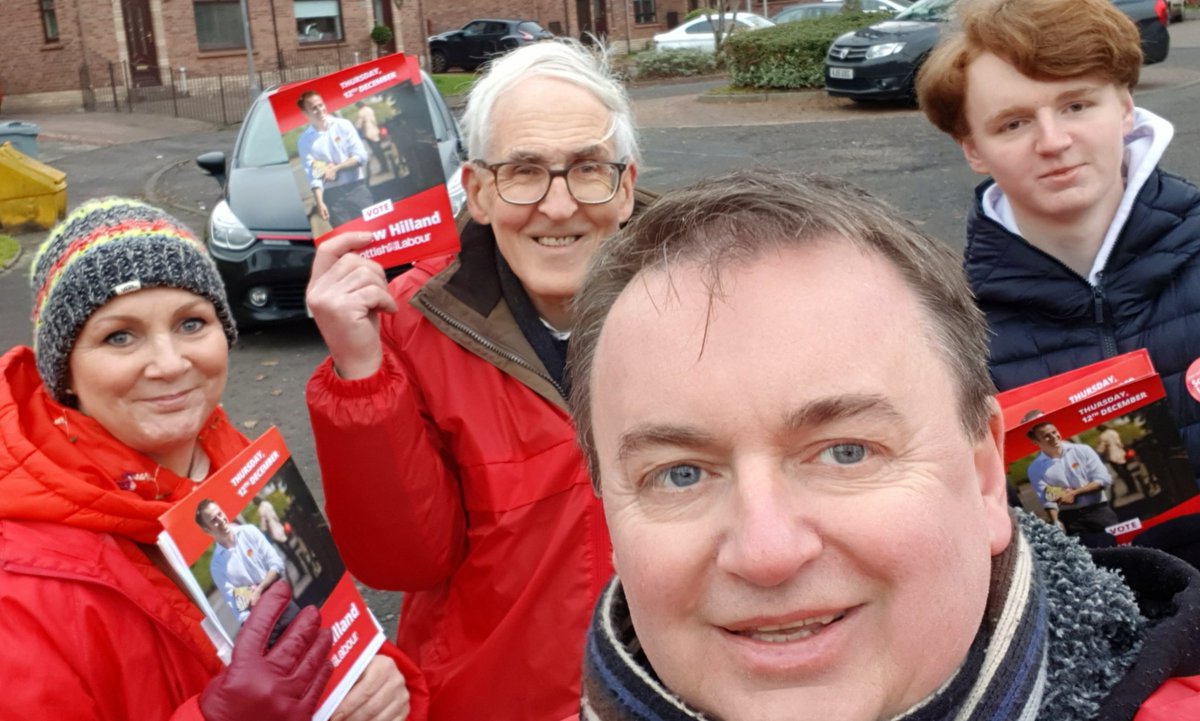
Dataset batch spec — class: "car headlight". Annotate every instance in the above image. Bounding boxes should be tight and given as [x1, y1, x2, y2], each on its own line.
[208, 199, 256, 251]
[865, 42, 905, 59]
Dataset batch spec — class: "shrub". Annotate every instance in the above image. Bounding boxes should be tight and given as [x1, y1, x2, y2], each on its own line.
[685, 7, 716, 20]
[370, 24, 394, 46]
[723, 12, 891, 89]
[634, 48, 721, 79]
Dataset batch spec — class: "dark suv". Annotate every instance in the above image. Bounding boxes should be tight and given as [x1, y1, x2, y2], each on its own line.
[428, 19, 554, 73]
[824, 0, 1169, 103]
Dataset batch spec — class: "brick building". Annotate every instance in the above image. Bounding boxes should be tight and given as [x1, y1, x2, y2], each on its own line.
[3, 0, 787, 112]
[3, 0, 379, 112]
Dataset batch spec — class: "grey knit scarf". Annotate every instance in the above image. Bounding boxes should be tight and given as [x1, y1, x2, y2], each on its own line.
[580, 512, 1146, 721]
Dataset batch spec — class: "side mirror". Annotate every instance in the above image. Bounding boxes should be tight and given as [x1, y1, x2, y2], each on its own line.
[196, 151, 228, 188]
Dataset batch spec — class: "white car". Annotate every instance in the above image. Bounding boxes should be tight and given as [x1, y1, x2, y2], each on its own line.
[774, 0, 910, 23]
[652, 13, 775, 52]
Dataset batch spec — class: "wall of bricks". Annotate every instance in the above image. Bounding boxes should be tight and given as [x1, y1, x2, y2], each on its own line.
[3, 0, 382, 109]
[3, 0, 787, 110]
[4, 0, 93, 98]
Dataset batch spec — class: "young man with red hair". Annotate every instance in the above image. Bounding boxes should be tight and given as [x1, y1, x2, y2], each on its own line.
[917, 0, 1200, 488]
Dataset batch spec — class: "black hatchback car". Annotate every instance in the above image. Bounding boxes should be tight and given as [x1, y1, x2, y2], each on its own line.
[428, 19, 554, 73]
[196, 73, 466, 326]
[824, 0, 1170, 103]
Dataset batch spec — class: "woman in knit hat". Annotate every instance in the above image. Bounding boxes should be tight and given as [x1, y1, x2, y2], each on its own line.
[0, 198, 422, 721]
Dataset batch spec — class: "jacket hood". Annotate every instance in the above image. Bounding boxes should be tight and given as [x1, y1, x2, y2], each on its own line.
[0, 346, 245, 544]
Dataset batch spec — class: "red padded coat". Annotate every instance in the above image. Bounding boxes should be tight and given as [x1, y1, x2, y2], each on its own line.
[306, 222, 615, 721]
[0, 346, 426, 721]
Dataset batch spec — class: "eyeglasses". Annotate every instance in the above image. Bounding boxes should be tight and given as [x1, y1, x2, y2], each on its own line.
[476, 160, 628, 205]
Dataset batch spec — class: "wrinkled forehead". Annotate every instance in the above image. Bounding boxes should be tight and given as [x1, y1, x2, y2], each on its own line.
[487, 77, 616, 161]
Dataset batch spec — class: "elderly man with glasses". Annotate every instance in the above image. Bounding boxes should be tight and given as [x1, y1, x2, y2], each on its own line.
[304, 40, 651, 721]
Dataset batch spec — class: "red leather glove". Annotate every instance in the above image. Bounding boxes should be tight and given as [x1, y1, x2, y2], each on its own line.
[200, 582, 333, 721]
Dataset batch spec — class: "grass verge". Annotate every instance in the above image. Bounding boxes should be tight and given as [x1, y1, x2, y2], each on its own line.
[0, 234, 19, 269]
[431, 73, 477, 98]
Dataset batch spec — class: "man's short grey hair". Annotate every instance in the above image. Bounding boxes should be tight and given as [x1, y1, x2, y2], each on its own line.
[567, 169, 996, 491]
[460, 39, 641, 164]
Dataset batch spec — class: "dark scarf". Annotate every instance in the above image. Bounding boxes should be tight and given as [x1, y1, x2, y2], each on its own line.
[580, 512, 1148, 721]
[495, 247, 569, 394]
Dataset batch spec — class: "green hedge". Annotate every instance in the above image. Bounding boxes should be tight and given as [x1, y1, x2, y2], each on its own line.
[634, 48, 721, 79]
[723, 12, 892, 89]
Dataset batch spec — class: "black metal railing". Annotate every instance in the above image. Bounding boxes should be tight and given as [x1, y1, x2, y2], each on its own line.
[90, 44, 379, 125]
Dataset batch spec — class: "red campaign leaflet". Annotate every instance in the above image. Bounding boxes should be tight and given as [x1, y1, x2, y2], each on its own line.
[157, 427, 383, 721]
[267, 53, 460, 269]
[996, 349, 1156, 431]
[999, 351, 1200, 544]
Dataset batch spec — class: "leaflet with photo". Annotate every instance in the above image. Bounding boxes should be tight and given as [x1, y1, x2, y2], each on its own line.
[997, 350, 1200, 543]
[267, 53, 460, 269]
[156, 427, 384, 721]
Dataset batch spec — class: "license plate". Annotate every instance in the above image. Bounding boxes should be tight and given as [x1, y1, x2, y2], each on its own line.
[829, 67, 854, 80]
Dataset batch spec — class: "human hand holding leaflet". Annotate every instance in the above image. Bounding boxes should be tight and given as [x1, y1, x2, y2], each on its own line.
[331, 655, 411, 721]
[307, 231, 398, 380]
[199, 582, 333, 721]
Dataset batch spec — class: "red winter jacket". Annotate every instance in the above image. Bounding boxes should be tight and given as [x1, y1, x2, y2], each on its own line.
[1135, 675, 1200, 720]
[0, 346, 427, 721]
[307, 222, 614, 721]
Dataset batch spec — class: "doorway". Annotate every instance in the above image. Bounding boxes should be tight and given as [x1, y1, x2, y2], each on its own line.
[122, 0, 161, 87]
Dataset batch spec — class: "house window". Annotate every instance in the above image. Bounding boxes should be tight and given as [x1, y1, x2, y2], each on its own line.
[634, 0, 656, 24]
[40, 0, 59, 42]
[193, 0, 246, 51]
[295, 0, 343, 44]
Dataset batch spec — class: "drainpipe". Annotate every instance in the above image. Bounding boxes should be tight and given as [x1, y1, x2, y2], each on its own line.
[267, 0, 284, 69]
[71, 0, 95, 109]
[623, 0, 631, 52]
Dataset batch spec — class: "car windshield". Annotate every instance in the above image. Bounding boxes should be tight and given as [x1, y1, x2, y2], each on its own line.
[236, 97, 289, 167]
[517, 21, 546, 33]
[895, 0, 957, 21]
[744, 15, 774, 28]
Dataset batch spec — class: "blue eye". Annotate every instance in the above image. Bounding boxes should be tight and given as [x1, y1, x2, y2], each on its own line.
[820, 443, 867, 465]
[180, 317, 206, 333]
[651, 464, 704, 489]
[104, 330, 132, 347]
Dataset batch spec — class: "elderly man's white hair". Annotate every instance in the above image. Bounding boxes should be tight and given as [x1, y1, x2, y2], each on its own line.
[460, 39, 642, 165]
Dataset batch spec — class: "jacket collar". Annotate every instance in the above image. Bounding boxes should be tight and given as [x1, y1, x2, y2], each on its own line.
[411, 221, 570, 410]
[966, 168, 1200, 319]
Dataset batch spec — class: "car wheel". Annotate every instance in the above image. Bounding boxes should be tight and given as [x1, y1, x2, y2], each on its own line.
[430, 49, 448, 73]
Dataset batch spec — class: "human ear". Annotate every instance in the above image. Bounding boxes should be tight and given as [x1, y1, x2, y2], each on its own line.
[958, 137, 990, 175]
[462, 163, 493, 225]
[974, 400, 1015, 556]
[1119, 88, 1135, 136]
[616, 163, 639, 224]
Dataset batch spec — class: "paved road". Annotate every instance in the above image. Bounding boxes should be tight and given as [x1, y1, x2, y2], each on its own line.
[3, 17, 1200, 631]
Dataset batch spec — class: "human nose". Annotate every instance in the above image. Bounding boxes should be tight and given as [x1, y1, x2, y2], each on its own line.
[145, 334, 190, 378]
[536, 173, 580, 219]
[1034, 110, 1071, 155]
[716, 465, 822, 588]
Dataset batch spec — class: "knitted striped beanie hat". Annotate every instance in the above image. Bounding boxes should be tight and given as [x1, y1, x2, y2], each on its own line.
[30, 197, 236, 405]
